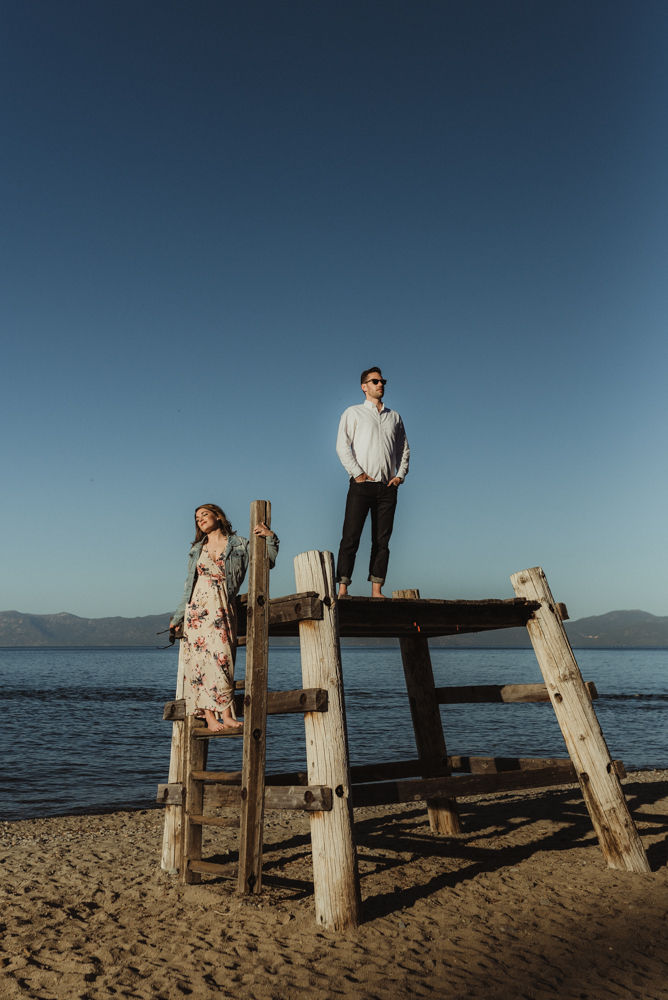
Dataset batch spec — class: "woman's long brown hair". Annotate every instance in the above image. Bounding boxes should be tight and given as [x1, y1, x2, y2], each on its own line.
[192, 504, 235, 545]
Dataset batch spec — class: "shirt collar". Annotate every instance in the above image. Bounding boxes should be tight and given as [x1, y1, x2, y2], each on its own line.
[363, 399, 386, 414]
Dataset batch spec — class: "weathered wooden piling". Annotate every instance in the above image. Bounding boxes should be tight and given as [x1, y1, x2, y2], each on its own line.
[511, 566, 650, 873]
[161, 639, 187, 871]
[294, 550, 362, 931]
[237, 500, 272, 894]
[393, 589, 462, 835]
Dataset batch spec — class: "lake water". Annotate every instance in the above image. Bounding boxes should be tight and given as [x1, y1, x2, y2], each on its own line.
[1, 646, 667, 821]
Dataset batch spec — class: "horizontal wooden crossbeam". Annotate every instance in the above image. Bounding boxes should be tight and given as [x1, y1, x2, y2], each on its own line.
[338, 596, 541, 639]
[203, 784, 333, 811]
[192, 726, 244, 739]
[235, 591, 323, 633]
[163, 687, 328, 721]
[188, 755, 625, 788]
[164, 680, 596, 726]
[450, 756, 625, 778]
[187, 862, 312, 893]
[435, 680, 598, 704]
[350, 761, 605, 808]
[239, 594, 541, 639]
[160, 755, 626, 821]
[188, 860, 238, 879]
[188, 815, 240, 828]
[156, 783, 183, 805]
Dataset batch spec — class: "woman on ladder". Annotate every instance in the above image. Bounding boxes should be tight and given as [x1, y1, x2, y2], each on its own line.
[170, 504, 279, 732]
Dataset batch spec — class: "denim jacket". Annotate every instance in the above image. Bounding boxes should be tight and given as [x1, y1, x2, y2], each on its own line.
[170, 532, 280, 628]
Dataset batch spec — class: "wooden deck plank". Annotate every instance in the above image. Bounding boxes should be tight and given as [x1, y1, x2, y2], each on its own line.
[238, 594, 541, 638]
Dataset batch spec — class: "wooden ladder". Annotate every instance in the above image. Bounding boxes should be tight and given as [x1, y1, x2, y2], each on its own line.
[158, 504, 362, 930]
[158, 681, 333, 886]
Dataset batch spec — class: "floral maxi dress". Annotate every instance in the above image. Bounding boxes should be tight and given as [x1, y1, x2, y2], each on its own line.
[182, 545, 237, 720]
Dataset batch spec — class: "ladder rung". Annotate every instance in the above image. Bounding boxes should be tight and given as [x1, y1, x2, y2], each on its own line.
[192, 770, 242, 783]
[203, 783, 333, 811]
[186, 861, 312, 892]
[192, 726, 244, 739]
[188, 859, 238, 878]
[192, 768, 309, 785]
[189, 814, 240, 828]
[164, 688, 328, 722]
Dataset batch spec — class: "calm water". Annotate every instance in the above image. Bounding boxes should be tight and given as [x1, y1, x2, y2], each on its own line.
[1, 646, 667, 821]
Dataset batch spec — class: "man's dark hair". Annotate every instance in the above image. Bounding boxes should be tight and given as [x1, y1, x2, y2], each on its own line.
[361, 366, 383, 384]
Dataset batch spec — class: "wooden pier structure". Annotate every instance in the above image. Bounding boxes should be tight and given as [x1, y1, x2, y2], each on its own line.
[158, 501, 650, 930]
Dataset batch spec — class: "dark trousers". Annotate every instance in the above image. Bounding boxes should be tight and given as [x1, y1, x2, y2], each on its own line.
[336, 479, 399, 585]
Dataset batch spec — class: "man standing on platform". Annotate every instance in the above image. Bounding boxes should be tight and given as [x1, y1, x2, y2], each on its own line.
[335, 367, 410, 598]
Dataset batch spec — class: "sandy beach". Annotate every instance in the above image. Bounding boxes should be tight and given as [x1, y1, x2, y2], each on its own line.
[1, 771, 668, 999]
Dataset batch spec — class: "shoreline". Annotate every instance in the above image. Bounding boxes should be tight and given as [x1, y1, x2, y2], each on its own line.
[4, 767, 668, 826]
[2, 772, 667, 998]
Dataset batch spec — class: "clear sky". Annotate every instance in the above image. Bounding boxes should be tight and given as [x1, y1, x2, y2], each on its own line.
[2, 0, 667, 621]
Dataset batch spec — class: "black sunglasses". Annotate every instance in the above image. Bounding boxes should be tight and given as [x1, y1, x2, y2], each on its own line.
[365, 378, 387, 385]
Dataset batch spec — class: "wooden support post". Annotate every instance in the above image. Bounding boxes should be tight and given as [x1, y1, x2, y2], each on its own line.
[180, 717, 208, 883]
[237, 500, 271, 894]
[393, 589, 462, 836]
[161, 637, 187, 871]
[511, 566, 650, 874]
[294, 550, 362, 931]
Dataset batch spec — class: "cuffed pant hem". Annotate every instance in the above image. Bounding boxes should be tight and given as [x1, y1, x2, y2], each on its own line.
[368, 575, 385, 584]
[336, 575, 352, 585]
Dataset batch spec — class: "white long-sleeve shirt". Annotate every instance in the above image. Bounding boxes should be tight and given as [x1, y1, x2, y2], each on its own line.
[336, 400, 410, 485]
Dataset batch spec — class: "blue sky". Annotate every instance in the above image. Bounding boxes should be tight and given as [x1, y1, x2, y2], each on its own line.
[2, 0, 667, 620]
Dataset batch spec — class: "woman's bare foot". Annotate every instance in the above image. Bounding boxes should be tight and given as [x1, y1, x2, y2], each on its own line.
[203, 708, 242, 732]
[371, 583, 386, 598]
[204, 709, 226, 733]
[220, 707, 243, 729]
[338, 583, 349, 597]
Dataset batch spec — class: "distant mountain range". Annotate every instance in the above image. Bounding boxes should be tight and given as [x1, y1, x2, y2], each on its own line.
[1, 608, 668, 648]
[0, 610, 172, 647]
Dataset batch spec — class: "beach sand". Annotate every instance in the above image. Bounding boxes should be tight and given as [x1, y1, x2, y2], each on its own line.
[2, 771, 668, 999]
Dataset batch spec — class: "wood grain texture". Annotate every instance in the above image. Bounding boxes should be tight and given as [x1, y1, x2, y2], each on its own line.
[434, 680, 598, 705]
[188, 860, 238, 878]
[511, 566, 649, 874]
[179, 717, 208, 884]
[266, 594, 540, 637]
[294, 550, 362, 931]
[202, 783, 333, 811]
[188, 815, 240, 828]
[238, 500, 271, 895]
[449, 755, 626, 777]
[156, 783, 183, 806]
[192, 754, 625, 787]
[235, 591, 323, 637]
[394, 589, 462, 836]
[195, 769, 309, 786]
[192, 727, 245, 739]
[163, 687, 328, 722]
[160, 638, 187, 870]
[352, 761, 586, 808]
